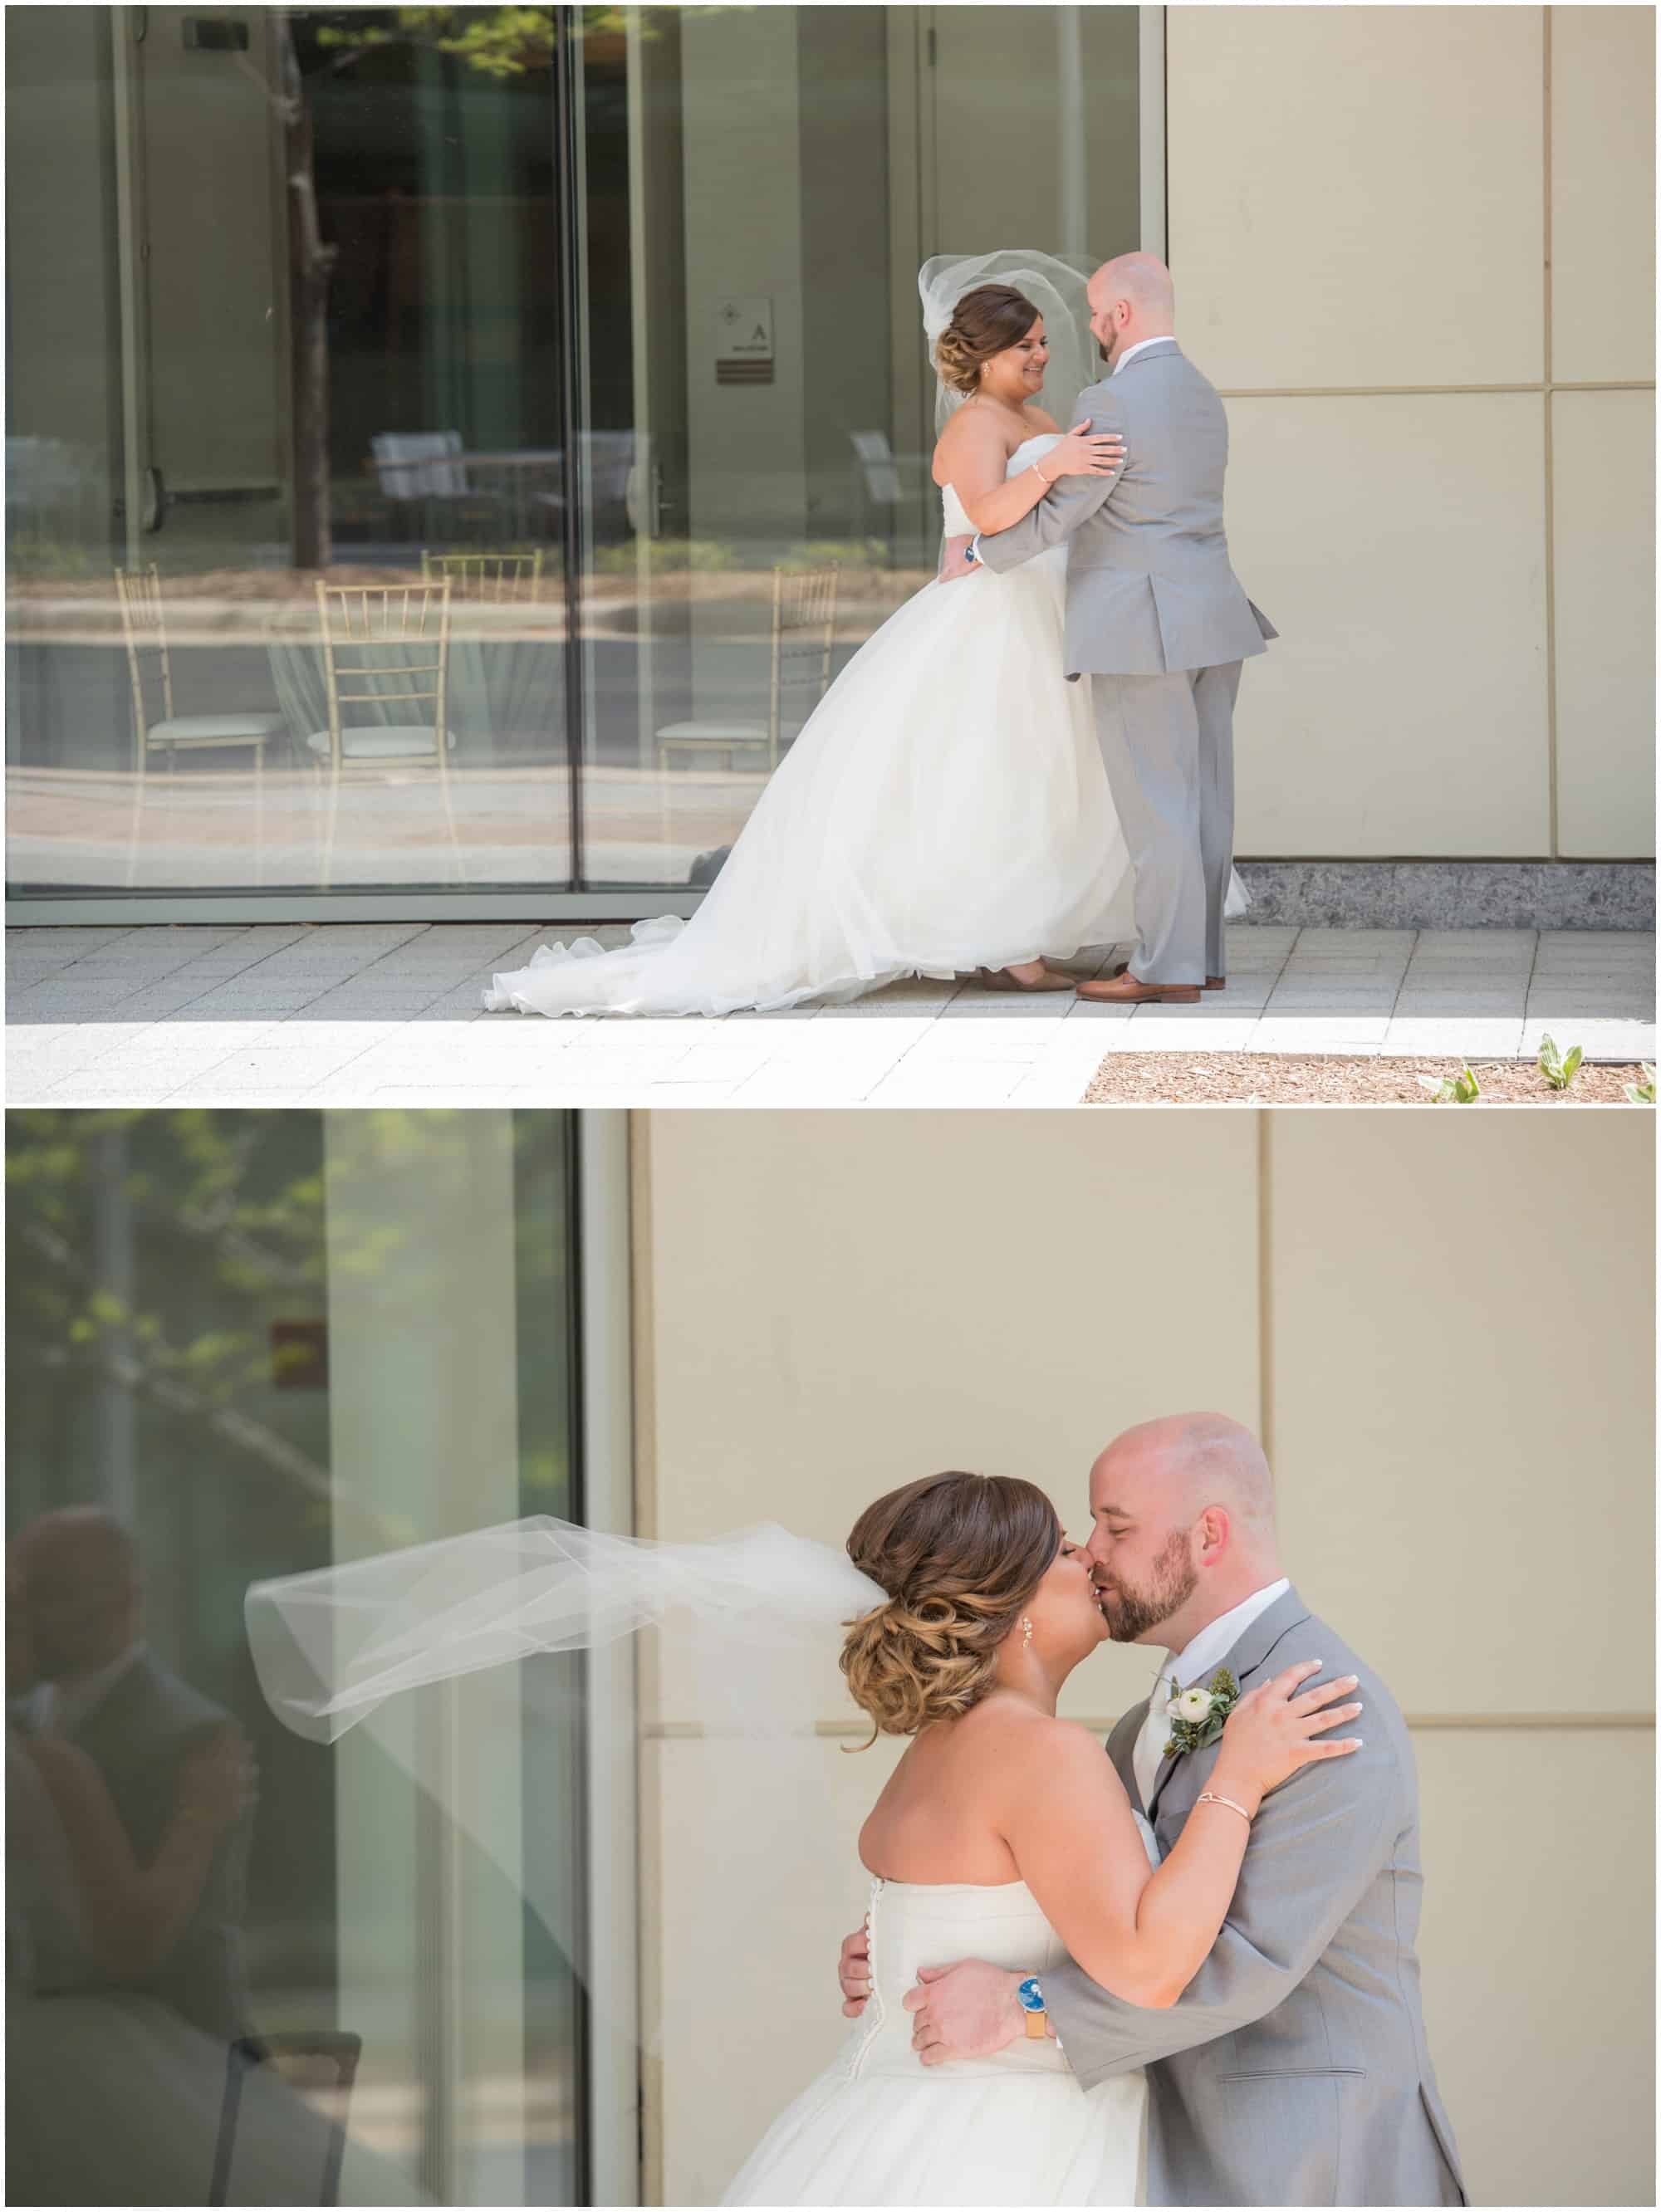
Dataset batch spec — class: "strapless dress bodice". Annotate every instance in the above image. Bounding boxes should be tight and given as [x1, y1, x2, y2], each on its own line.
[939, 433, 1064, 539]
[845, 1878, 1073, 2082]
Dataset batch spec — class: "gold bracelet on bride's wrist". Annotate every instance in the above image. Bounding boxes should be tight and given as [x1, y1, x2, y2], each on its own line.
[1195, 1790, 1255, 1828]
[1030, 461, 1055, 485]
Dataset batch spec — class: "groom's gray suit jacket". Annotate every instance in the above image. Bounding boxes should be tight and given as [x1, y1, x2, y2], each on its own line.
[1046, 1588, 1467, 2208]
[974, 340, 1275, 678]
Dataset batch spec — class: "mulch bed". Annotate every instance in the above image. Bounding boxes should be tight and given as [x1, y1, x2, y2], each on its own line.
[1081, 1055, 1649, 1106]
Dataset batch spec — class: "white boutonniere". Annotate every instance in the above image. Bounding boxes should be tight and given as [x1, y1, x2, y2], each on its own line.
[1162, 1664, 1240, 1758]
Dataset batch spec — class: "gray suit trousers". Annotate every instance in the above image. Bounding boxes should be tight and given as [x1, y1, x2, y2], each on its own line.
[1090, 661, 1242, 986]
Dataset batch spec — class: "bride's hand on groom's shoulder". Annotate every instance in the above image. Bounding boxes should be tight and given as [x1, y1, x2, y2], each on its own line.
[1213, 1661, 1364, 1809]
[1051, 420, 1126, 479]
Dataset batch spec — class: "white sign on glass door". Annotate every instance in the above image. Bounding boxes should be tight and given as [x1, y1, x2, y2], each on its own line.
[715, 297, 774, 384]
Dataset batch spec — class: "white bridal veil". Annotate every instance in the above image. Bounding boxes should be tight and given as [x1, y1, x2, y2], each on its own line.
[247, 1515, 881, 1745]
[246, 1518, 884, 2063]
[918, 249, 1100, 435]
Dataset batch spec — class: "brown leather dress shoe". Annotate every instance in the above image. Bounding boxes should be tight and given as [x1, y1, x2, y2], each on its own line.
[1075, 971, 1202, 1006]
[1105, 959, 1225, 990]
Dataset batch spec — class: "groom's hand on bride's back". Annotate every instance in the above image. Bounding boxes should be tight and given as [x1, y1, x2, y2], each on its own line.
[938, 535, 978, 584]
[839, 1921, 872, 2016]
[904, 1959, 1024, 2066]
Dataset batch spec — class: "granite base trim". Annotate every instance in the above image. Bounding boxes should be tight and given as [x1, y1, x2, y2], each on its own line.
[1232, 861, 1654, 932]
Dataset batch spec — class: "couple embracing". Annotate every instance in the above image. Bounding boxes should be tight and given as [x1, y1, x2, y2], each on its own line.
[724, 1415, 1466, 2209]
[487, 251, 1271, 1020]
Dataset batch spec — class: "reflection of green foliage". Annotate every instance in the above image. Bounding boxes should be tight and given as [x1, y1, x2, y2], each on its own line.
[6, 537, 103, 581]
[595, 536, 895, 578]
[778, 540, 890, 573]
[313, 5, 651, 77]
[594, 536, 740, 575]
[7, 1110, 574, 1540]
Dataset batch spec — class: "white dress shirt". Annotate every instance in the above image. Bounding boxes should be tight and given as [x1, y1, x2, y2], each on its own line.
[1130, 1578, 1291, 1811]
[1110, 334, 1178, 376]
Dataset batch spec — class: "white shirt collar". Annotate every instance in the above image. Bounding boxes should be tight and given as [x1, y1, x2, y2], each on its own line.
[32, 1642, 145, 1739]
[1163, 1579, 1291, 1693]
[1112, 335, 1178, 377]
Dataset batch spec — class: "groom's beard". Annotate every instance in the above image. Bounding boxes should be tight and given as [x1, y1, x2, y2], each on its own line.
[1095, 1529, 1198, 1644]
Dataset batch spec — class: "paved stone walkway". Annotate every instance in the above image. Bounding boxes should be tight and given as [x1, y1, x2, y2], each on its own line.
[6, 923, 1654, 1108]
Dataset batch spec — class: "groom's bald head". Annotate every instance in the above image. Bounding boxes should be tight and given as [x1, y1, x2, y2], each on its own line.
[1090, 253, 1175, 322]
[1085, 1412, 1281, 1648]
[1104, 1412, 1276, 1534]
[1087, 253, 1176, 365]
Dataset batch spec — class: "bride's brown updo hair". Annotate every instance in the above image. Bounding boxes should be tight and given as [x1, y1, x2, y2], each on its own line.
[840, 1471, 1060, 1746]
[933, 284, 1042, 397]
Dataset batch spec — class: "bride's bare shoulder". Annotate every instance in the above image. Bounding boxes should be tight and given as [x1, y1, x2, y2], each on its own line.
[930, 405, 1005, 486]
[965, 1696, 1107, 1763]
[972, 1701, 1117, 1789]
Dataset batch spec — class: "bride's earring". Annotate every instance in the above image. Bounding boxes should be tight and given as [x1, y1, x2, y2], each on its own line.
[1022, 1616, 1034, 1650]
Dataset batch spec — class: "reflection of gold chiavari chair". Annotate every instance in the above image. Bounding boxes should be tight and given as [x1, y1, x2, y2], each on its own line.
[654, 563, 839, 856]
[419, 548, 544, 601]
[307, 580, 460, 888]
[115, 563, 286, 887]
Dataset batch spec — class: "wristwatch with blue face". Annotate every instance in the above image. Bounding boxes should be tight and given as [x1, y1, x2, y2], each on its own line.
[962, 539, 980, 565]
[1017, 1975, 1048, 2038]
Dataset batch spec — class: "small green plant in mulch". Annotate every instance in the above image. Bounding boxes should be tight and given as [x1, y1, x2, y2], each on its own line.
[1536, 1035, 1585, 1092]
[1419, 1065, 1481, 1104]
[1624, 1064, 1656, 1105]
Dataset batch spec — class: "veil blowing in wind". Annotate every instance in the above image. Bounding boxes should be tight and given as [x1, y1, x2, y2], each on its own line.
[247, 1516, 884, 2071]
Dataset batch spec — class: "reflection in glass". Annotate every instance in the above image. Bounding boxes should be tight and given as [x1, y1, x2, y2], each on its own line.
[7, 5, 1138, 903]
[6, 1109, 586, 2205]
[7, 8, 573, 897]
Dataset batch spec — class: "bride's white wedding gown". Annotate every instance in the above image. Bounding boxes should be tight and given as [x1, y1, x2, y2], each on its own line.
[723, 1857, 1154, 2208]
[485, 434, 1140, 1018]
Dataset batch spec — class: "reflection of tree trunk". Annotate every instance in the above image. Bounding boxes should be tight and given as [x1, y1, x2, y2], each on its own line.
[279, 13, 337, 571]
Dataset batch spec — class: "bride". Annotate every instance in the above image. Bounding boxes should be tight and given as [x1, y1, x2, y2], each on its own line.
[484, 252, 1146, 1019]
[721, 1472, 1360, 2206]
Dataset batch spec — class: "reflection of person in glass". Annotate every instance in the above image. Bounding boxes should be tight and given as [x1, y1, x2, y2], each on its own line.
[7, 1514, 416, 2207]
[7, 1508, 254, 2038]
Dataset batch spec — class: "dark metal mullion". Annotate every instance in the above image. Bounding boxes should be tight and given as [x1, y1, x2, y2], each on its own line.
[553, 12, 589, 893]
[564, 1108, 595, 2206]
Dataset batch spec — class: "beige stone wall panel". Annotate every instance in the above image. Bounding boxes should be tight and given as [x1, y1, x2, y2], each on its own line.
[1169, 7, 1544, 391]
[1267, 1111, 1655, 1707]
[1551, 388, 1657, 854]
[1550, 6, 1657, 384]
[1416, 1728, 1655, 2205]
[1229, 394, 1551, 854]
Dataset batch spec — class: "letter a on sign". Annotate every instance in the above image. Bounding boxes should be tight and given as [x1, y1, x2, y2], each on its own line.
[715, 297, 776, 384]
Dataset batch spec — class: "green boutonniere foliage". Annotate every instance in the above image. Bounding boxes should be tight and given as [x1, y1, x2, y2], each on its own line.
[1162, 1664, 1241, 1759]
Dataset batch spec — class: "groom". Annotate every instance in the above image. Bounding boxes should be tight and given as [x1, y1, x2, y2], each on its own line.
[836, 1414, 1467, 2208]
[945, 255, 1275, 1003]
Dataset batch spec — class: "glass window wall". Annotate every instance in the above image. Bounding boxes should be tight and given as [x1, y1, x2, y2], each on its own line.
[5, 1108, 620, 2206]
[6, 6, 1142, 909]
